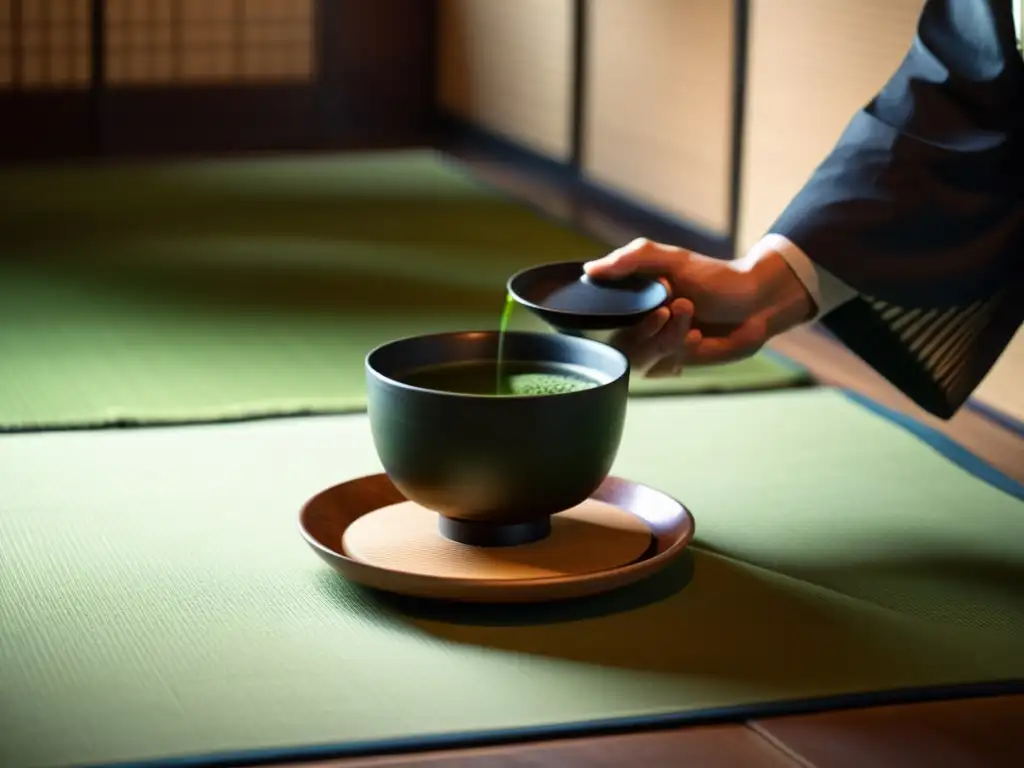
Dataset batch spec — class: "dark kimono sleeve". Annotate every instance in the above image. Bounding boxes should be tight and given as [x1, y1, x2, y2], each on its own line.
[770, 0, 1024, 419]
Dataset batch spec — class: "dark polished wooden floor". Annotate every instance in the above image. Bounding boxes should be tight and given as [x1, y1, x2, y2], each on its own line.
[280, 146, 1024, 768]
[307, 695, 1024, 767]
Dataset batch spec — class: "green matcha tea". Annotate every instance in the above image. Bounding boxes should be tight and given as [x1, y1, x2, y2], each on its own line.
[400, 288, 601, 396]
[400, 360, 603, 396]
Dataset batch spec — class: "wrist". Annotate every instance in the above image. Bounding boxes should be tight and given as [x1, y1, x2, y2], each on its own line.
[748, 249, 817, 335]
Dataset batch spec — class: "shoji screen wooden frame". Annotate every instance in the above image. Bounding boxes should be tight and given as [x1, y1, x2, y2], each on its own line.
[0, 0, 437, 161]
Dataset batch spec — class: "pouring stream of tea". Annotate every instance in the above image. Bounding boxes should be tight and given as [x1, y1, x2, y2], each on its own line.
[496, 291, 516, 395]
[489, 290, 600, 397]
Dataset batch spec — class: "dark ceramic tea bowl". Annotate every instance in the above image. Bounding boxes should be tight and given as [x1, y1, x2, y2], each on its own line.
[365, 331, 630, 547]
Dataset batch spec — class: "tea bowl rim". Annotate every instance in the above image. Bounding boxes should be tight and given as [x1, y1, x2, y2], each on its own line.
[364, 329, 630, 402]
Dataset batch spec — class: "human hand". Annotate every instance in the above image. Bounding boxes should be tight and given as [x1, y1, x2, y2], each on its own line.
[583, 238, 814, 376]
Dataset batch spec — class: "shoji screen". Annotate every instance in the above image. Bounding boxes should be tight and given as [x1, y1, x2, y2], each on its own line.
[437, 0, 574, 161]
[0, 0, 315, 92]
[104, 0, 314, 87]
[582, 0, 735, 237]
[1, 0, 91, 90]
[737, 0, 923, 252]
[0, 1, 9, 86]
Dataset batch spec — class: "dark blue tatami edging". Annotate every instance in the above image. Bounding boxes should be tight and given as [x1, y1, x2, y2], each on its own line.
[967, 397, 1024, 439]
[842, 389, 1024, 502]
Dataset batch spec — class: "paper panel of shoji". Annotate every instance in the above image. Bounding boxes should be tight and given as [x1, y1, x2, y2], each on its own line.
[239, 0, 313, 81]
[583, 0, 735, 236]
[737, 0, 924, 253]
[437, 0, 574, 161]
[105, 0, 313, 86]
[16, 0, 90, 89]
[177, 0, 234, 82]
[0, 1, 13, 86]
[105, 0, 174, 84]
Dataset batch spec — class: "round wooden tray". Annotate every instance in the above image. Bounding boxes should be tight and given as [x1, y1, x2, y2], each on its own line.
[298, 473, 695, 604]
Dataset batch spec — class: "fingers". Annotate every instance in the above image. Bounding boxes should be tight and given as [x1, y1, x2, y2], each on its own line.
[611, 298, 694, 373]
[645, 329, 702, 378]
[649, 300, 696, 370]
[642, 315, 767, 376]
[609, 305, 671, 361]
[685, 316, 769, 366]
[584, 237, 689, 280]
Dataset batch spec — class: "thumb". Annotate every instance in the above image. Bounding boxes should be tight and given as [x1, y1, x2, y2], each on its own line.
[584, 238, 688, 280]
